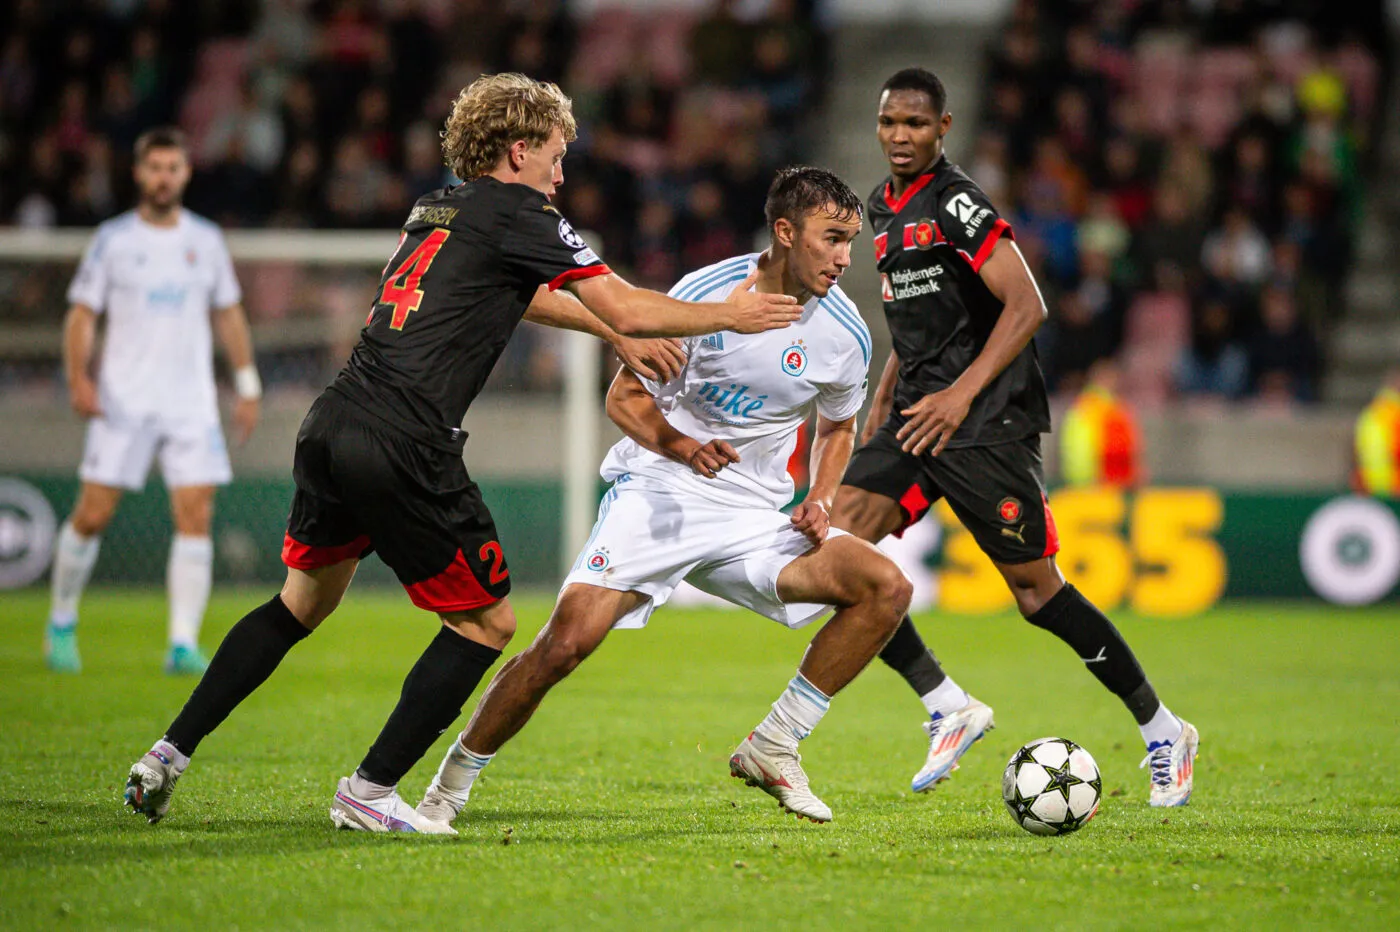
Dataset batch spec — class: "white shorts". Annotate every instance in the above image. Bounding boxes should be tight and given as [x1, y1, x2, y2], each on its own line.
[561, 474, 846, 630]
[79, 416, 232, 490]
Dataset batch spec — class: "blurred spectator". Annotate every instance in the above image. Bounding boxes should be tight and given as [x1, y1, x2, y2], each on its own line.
[1045, 290, 1111, 394]
[271, 140, 323, 227]
[324, 136, 390, 228]
[631, 198, 682, 290]
[1101, 136, 1153, 230]
[1132, 187, 1206, 290]
[1077, 193, 1130, 264]
[203, 81, 284, 176]
[1218, 130, 1279, 230]
[1175, 296, 1248, 400]
[691, 0, 751, 86]
[1202, 205, 1272, 292]
[1246, 285, 1320, 402]
[746, 26, 809, 135]
[680, 179, 740, 272]
[402, 121, 446, 196]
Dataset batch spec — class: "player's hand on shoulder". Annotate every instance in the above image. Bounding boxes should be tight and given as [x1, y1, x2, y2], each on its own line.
[685, 439, 740, 479]
[68, 376, 101, 419]
[724, 270, 801, 334]
[898, 385, 975, 456]
[232, 397, 260, 446]
[615, 337, 686, 383]
[790, 500, 830, 545]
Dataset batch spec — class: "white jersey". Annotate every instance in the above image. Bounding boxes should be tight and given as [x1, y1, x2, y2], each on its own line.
[67, 209, 241, 425]
[599, 253, 872, 509]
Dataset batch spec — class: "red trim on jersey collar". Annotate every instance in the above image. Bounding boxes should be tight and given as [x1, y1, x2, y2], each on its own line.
[884, 173, 936, 215]
[547, 263, 612, 292]
[884, 156, 947, 214]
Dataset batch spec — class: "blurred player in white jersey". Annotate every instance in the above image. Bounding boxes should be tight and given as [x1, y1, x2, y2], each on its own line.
[46, 127, 261, 675]
[417, 167, 913, 825]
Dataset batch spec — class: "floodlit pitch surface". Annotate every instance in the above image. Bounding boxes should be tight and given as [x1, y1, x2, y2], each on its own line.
[2, 591, 1397, 929]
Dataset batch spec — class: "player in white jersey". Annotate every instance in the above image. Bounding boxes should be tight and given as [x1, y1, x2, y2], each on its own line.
[45, 127, 261, 675]
[415, 167, 913, 825]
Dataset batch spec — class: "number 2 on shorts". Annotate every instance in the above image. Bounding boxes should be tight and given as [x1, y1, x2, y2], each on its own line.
[478, 540, 508, 584]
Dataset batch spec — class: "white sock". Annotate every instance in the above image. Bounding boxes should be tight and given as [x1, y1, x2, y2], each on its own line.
[430, 738, 494, 802]
[50, 521, 100, 628]
[151, 738, 191, 773]
[167, 535, 213, 649]
[349, 772, 395, 799]
[753, 673, 831, 751]
[1140, 702, 1183, 748]
[920, 677, 971, 718]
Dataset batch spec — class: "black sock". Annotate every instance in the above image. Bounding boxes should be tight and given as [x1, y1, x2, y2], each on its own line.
[356, 627, 503, 787]
[878, 614, 948, 697]
[165, 595, 311, 755]
[1026, 583, 1159, 725]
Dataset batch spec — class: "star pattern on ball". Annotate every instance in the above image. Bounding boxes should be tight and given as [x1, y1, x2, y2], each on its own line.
[1039, 758, 1087, 805]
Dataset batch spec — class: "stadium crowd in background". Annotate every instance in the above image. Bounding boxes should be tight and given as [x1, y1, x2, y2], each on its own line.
[0, 0, 1388, 407]
[0, 0, 826, 392]
[978, 0, 1386, 409]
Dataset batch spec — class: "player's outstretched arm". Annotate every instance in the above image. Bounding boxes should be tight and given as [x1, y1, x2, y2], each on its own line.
[62, 303, 101, 418]
[213, 303, 261, 445]
[897, 239, 1047, 456]
[861, 350, 900, 445]
[524, 285, 686, 383]
[605, 368, 738, 479]
[570, 269, 799, 338]
[792, 414, 858, 544]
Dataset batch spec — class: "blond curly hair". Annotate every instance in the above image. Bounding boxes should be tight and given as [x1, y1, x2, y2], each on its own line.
[441, 73, 578, 180]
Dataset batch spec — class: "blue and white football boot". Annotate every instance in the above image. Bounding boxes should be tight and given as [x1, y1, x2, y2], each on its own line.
[1142, 720, 1199, 807]
[911, 698, 995, 793]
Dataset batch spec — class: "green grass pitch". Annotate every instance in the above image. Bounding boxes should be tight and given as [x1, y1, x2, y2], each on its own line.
[2, 590, 1398, 929]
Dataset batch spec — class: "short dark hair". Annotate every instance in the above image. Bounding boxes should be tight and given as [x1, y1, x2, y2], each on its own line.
[880, 68, 947, 115]
[133, 126, 188, 161]
[764, 165, 862, 233]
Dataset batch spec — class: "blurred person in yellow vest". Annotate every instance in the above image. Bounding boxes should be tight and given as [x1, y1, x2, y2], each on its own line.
[1061, 359, 1143, 488]
[1354, 368, 1400, 497]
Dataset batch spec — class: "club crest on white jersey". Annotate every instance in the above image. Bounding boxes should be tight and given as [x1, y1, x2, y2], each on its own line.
[781, 341, 809, 377]
[598, 253, 871, 509]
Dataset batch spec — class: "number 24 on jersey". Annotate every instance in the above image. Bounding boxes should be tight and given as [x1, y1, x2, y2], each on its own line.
[369, 228, 451, 330]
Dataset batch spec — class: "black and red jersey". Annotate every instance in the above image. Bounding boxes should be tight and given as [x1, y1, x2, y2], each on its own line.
[328, 177, 611, 451]
[868, 155, 1050, 448]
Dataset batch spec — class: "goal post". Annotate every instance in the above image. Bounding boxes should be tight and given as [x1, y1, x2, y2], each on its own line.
[0, 227, 601, 582]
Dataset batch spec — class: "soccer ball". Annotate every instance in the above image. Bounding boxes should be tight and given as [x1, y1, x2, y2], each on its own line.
[1001, 737, 1102, 836]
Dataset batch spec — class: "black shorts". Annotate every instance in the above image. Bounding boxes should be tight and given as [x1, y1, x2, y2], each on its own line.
[281, 393, 511, 612]
[843, 413, 1059, 565]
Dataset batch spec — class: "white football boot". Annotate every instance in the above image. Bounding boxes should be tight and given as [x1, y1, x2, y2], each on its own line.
[416, 779, 469, 826]
[124, 746, 186, 824]
[911, 698, 995, 793]
[1141, 720, 1199, 807]
[329, 777, 457, 834]
[729, 733, 832, 823]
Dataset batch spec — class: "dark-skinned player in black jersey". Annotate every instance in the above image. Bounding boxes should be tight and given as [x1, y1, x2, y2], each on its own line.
[122, 73, 803, 833]
[833, 68, 1198, 808]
